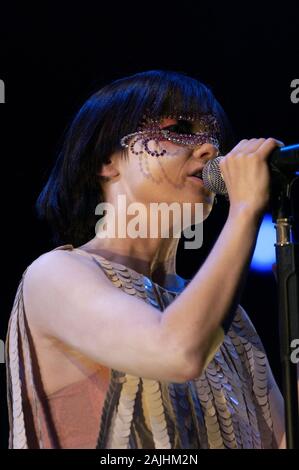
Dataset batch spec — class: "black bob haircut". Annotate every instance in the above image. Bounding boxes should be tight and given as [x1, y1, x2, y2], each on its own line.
[36, 70, 234, 247]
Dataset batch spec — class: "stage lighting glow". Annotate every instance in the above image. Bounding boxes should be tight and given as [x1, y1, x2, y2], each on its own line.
[250, 213, 276, 272]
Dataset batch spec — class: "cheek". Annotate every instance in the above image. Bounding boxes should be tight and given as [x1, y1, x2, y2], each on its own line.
[147, 143, 188, 179]
[122, 142, 189, 200]
[143, 157, 184, 193]
[160, 141, 186, 157]
[121, 156, 160, 197]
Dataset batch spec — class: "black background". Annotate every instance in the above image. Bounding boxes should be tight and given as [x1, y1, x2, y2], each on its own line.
[0, 1, 299, 450]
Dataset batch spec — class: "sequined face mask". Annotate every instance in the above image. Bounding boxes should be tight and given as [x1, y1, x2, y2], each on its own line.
[120, 113, 221, 157]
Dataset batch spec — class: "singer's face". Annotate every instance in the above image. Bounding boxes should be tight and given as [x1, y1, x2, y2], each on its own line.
[107, 118, 219, 222]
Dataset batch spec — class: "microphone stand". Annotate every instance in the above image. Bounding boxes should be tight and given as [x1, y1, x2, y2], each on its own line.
[269, 166, 299, 449]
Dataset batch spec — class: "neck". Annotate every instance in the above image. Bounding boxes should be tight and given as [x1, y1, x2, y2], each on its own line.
[79, 231, 181, 288]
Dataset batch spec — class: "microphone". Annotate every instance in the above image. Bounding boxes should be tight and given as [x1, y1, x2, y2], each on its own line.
[202, 143, 299, 195]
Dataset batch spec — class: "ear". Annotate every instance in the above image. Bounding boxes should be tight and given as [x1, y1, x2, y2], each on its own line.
[98, 157, 120, 179]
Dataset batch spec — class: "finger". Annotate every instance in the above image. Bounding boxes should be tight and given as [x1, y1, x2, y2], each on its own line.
[230, 138, 266, 156]
[240, 138, 267, 154]
[254, 138, 284, 160]
[228, 139, 249, 154]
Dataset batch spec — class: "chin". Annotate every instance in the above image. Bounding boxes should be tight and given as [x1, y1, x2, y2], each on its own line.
[203, 204, 214, 220]
[198, 199, 215, 222]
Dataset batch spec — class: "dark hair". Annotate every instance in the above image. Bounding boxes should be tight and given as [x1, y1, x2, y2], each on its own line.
[35, 70, 234, 246]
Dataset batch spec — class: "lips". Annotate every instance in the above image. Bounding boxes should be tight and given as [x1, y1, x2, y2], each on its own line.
[188, 167, 204, 179]
[188, 175, 203, 185]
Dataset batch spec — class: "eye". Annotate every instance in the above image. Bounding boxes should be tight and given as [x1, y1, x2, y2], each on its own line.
[162, 120, 193, 134]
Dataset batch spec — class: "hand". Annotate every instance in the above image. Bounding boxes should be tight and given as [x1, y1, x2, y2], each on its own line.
[219, 138, 284, 218]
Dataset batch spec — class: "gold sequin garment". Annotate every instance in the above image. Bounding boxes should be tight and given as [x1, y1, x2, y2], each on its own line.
[5, 244, 276, 449]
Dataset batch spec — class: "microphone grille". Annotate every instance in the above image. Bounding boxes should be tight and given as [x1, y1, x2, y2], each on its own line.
[202, 156, 228, 195]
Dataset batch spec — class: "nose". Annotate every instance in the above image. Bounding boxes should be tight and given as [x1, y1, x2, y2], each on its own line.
[191, 142, 219, 164]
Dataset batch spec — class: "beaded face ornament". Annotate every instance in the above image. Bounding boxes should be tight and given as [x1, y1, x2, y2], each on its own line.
[120, 113, 221, 187]
[120, 113, 221, 155]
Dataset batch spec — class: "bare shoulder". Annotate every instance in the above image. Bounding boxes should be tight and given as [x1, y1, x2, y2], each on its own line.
[24, 247, 110, 290]
[26, 247, 93, 272]
[22, 248, 112, 329]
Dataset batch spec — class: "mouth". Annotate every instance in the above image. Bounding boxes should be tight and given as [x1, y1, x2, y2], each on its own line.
[187, 176, 204, 187]
[190, 169, 203, 178]
[187, 169, 204, 184]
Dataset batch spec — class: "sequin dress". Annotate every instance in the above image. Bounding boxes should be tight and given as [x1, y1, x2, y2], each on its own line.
[5, 244, 276, 449]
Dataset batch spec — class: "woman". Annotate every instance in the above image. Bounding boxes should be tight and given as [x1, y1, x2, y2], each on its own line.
[5, 70, 286, 449]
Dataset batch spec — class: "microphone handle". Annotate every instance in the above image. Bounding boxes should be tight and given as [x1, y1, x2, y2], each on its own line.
[270, 144, 299, 173]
